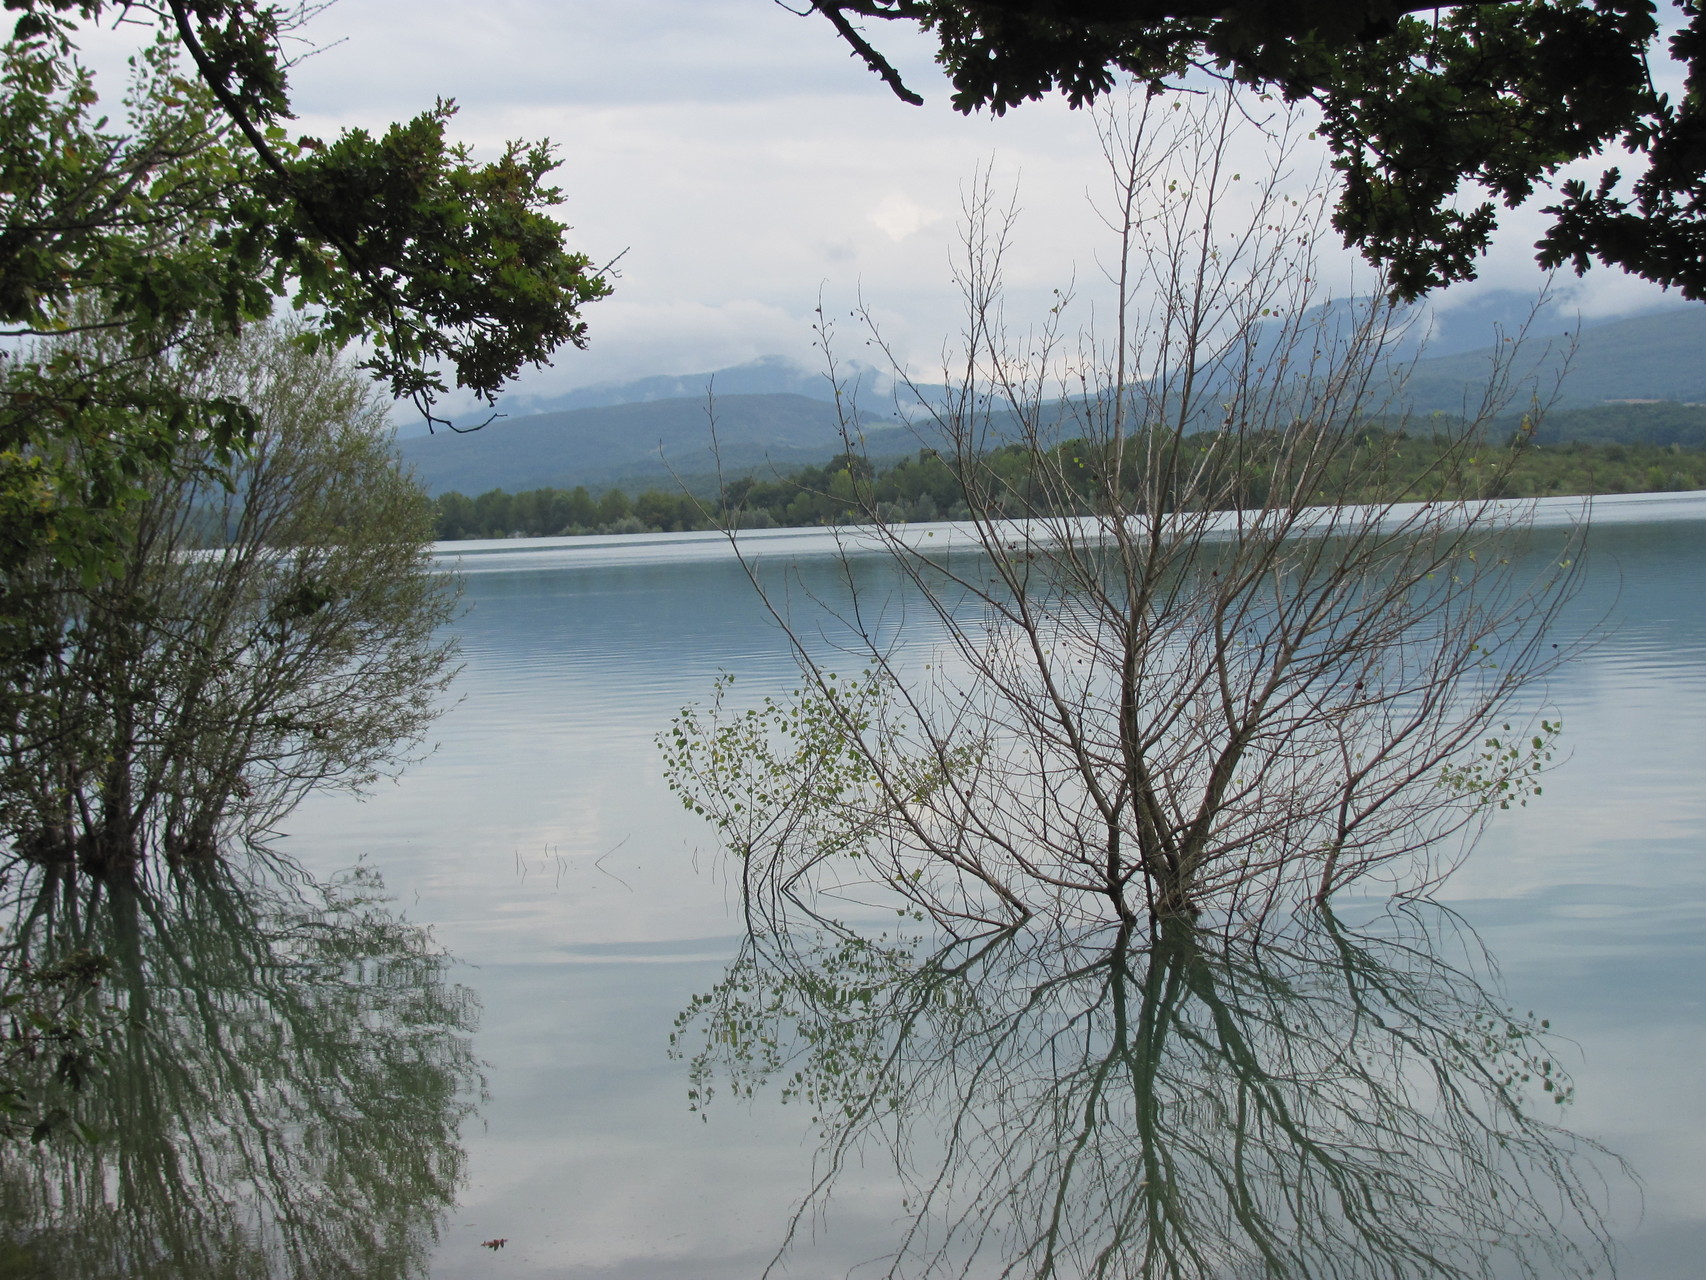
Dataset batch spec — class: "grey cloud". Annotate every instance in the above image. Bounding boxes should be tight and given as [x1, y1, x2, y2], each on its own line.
[289, 0, 949, 118]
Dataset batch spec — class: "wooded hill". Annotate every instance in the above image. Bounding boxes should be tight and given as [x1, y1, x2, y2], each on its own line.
[1504, 401, 1706, 448]
[433, 429, 1706, 542]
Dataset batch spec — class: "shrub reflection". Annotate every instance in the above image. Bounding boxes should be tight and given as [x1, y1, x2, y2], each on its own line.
[0, 856, 478, 1279]
[679, 908, 1623, 1280]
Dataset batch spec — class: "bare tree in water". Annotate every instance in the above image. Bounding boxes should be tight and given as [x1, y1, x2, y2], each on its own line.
[666, 90, 1583, 934]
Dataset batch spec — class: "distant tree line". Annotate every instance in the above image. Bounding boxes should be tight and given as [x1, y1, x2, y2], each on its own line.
[432, 431, 1706, 541]
[433, 484, 692, 540]
[1518, 400, 1706, 450]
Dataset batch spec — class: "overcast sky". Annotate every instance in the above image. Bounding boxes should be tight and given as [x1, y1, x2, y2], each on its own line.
[98, 1, 1683, 409]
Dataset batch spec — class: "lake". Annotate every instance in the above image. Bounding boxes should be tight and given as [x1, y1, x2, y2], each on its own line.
[10, 493, 1706, 1277]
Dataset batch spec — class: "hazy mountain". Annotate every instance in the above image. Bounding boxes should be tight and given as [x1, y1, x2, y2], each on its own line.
[497, 353, 942, 419]
[391, 356, 866, 441]
[1395, 306, 1706, 414]
[399, 392, 883, 496]
[398, 303, 1705, 496]
[1421, 290, 1614, 356]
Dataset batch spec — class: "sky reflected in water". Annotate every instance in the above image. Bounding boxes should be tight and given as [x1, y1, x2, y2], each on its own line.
[188, 496, 1706, 1275]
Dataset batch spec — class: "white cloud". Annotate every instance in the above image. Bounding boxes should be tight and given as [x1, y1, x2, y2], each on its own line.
[515, 296, 815, 393]
[868, 193, 943, 242]
[286, 0, 949, 114]
[63, 0, 1696, 403]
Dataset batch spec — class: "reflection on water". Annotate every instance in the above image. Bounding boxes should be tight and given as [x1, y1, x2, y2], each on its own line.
[0, 501, 1687, 1275]
[680, 909, 1623, 1280]
[0, 858, 478, 1279]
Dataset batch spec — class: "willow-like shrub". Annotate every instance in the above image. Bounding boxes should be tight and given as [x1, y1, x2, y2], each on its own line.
[1, 325, 458, 879]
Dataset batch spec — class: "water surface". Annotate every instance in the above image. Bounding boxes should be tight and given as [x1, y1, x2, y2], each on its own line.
[21, 495, 1706, 1277]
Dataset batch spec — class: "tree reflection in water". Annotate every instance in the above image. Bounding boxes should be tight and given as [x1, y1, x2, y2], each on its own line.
[678, 908, 1625, 1280]
[0, 855, 479, 1279]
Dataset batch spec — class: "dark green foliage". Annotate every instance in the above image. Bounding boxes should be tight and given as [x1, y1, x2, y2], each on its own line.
[1505, 437, 1706, 495]
[1, 1, 608, 607]
[806, 1, 1706, 300]
[1518, 400, 1706, 450]
[0, 948, 112, 1146]
[3, 1, 608, 414]
[434, 482, 703, 539]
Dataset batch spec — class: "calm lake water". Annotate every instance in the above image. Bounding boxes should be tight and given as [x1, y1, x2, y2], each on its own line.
[13, 494, 1705, 1277]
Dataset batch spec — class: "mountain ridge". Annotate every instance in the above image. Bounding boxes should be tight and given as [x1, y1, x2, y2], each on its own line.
[400, 392, 880, 496]
[400, 304, 1706, 497]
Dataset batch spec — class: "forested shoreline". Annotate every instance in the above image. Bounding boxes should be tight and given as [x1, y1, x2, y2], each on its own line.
[431, 431, 1706, 541]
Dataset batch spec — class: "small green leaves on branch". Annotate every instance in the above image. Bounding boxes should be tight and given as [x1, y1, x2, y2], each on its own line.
[1439, 719, 1562, 812]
